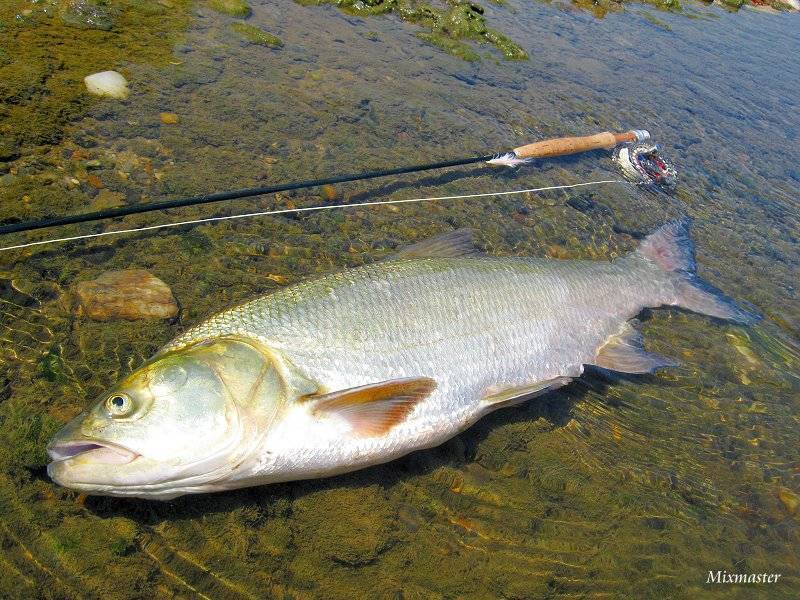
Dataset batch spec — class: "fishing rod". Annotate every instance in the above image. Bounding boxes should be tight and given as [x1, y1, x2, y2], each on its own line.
[0, 129, 673, 237]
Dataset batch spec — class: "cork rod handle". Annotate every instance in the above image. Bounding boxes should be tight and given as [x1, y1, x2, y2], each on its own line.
[513, 130, 649, 160]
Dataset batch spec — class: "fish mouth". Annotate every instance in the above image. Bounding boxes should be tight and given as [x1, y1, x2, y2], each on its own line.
[47, 439, 139, 465]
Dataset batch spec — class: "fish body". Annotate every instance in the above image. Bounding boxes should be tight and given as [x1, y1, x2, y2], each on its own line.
[47, 221, 755, 499]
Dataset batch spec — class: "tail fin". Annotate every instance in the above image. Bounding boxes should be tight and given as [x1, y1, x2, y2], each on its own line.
[635, 219, 759, 324]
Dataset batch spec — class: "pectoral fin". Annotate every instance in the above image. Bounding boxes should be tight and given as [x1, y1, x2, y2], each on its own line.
[593, 321, 679, 374]
[311, 377, 437, 437]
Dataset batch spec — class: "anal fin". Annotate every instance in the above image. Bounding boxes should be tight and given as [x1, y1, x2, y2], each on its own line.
[311, 377, 437, 437]
[482, 376, 572, 408]
[593, 321, 678, 374]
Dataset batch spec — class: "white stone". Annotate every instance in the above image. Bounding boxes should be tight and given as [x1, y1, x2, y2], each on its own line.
[83, 70, 129, 100]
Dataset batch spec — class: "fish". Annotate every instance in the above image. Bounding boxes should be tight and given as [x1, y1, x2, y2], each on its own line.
[47, 219, 757, 500]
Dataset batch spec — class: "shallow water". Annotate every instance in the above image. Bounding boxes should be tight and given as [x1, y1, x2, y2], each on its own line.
[0, 1, 798, 598]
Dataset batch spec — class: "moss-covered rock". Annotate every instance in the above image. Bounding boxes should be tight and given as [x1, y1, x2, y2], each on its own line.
[417, 32, 480, 61]
[230, 21, 283, 47]
[208, 0, 251, 18]
[299, 0, 527, 61]
[58, 0, 118, 31]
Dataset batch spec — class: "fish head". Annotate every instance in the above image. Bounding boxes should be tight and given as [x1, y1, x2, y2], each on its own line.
[47, 337, 302, 500]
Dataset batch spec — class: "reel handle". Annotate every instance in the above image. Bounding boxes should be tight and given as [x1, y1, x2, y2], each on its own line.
[513, 130, 650, 159]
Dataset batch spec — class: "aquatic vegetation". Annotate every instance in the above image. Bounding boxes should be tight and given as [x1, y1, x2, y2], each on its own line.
[297, 0, 528, 61]
[59, 0, 118, 31]
[230, 21, 284, 47]
[209, 0, 252, 18]
[416, 32, 481, 61]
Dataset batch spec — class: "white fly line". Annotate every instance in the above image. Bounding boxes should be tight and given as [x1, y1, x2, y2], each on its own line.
[0, 179, 628, 252]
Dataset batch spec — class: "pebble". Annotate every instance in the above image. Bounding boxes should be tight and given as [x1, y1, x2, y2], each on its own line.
[84, 70, 129, 100]
[209, 0, 251, 18]
[159, 112, 180, 125]
[91, 189, 125, 210]
[74, 269, 178, 321]
[86, 174, 104, 189]
[321, 184, 338, 202]
[267, 274, 289, 285]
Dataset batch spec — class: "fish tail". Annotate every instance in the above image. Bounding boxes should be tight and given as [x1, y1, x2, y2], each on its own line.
[634, 218, 759, 324]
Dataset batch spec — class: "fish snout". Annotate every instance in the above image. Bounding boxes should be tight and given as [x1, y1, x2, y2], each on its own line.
[47, 413, 140, 490]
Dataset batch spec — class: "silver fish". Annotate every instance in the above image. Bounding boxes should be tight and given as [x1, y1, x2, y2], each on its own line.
[47, 220, 755, 499]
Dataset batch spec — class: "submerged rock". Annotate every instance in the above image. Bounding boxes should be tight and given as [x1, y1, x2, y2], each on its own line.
[230, 22, 283, 47]
[159, 112, 180, 124]
[309, 0, 527, 61]
[209, 0, 251, 17]
[59, 0, 117, 31]
[84, 71, 130, 100]
[74, 269, 178, 321]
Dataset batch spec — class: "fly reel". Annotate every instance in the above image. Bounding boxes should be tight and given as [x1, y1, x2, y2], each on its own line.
[613, 142, 677, 188]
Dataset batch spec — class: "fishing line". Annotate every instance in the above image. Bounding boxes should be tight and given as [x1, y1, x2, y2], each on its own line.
[0, 179, 627, 252]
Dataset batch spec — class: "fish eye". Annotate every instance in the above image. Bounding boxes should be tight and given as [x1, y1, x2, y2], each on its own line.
[106, 393, 134, 417]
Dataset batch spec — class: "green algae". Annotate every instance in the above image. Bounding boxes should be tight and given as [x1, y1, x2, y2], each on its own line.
[36, 348, 70, 384]
[298, 0, 528, 61]
[417, 32, 480, 61]
[209, 0, 252, 18]
[230, 21, 284, 47]
[0, 396, 60, 473]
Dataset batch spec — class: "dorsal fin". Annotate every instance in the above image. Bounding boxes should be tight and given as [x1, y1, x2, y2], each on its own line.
[310, 377, 437, 437]
[593, 321, 679, 374]
[391, 228, 480, 260]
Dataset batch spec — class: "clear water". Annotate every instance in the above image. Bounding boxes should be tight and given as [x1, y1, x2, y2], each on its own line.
[0, 1, 798, 598]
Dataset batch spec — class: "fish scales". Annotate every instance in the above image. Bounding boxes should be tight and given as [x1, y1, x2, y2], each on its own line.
[159, 257, 656, 483]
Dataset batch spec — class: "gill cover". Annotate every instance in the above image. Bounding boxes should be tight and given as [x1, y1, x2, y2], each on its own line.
[47, 336, 316, 498]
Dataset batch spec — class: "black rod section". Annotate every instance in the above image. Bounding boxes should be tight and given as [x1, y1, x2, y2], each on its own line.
[0, 154, 496, 236]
